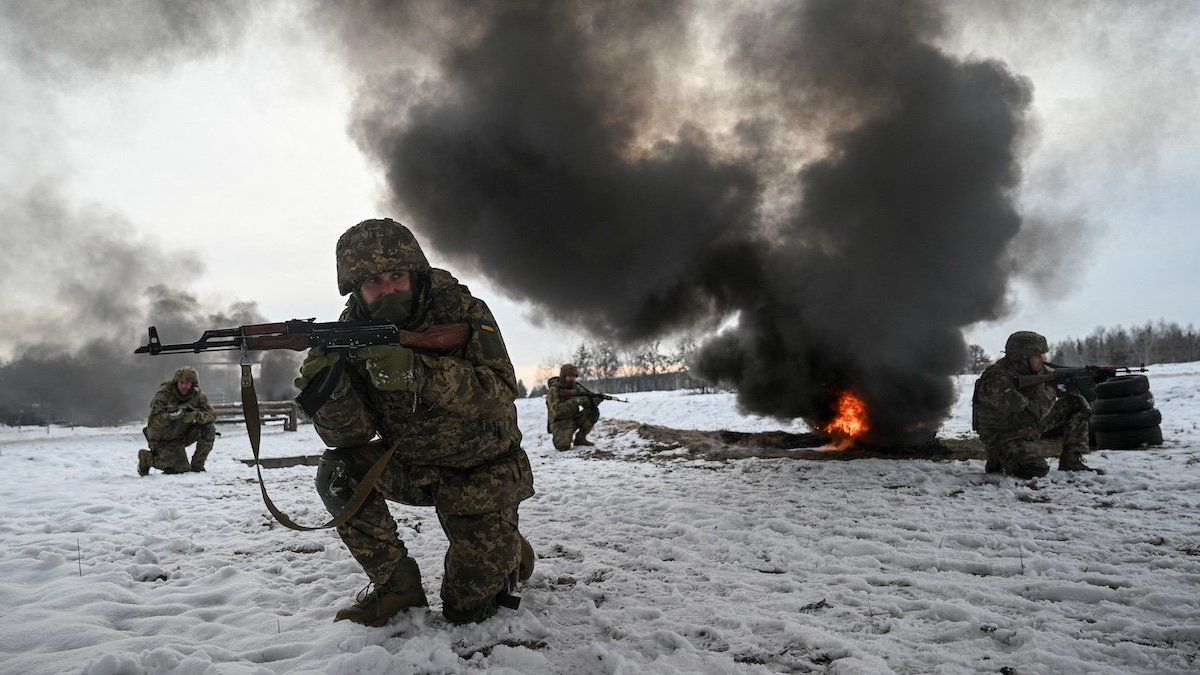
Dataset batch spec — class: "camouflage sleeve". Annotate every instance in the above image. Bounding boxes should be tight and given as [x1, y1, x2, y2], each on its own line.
[413, 299, 517, 418]
[545, 382, 564, 423]
[146, 390, 172, 427]
[975, 369, 1031, 416]
[193, 392, 216, 425]
[146, 389, 187, 441]
[311, 370, 378, 447]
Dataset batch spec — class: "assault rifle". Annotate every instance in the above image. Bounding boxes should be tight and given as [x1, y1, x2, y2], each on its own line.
[561, 390, 629, 403]
[134, 319, 469, 415]
[1017, 362, 1148, 401]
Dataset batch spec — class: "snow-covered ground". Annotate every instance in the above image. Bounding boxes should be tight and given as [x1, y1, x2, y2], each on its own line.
[1, 365, 1198, 673]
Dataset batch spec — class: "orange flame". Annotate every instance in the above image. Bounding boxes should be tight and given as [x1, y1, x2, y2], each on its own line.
[825, 391, 870, 441]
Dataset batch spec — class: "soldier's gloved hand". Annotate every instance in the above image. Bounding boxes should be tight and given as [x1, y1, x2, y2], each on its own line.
[295, 347, 343, 391]
[356, 345, 418, 392]
[179, 410, 198, 424]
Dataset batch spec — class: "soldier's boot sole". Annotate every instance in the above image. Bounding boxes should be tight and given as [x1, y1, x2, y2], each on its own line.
[137, 450, 151, 476]
[573, 433, 593, 446]
[517, 533, 535, 582]
[553, 445, 571, 451]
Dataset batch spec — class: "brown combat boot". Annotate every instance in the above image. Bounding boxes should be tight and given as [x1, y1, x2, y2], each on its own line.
[137, 449, 151, 476]
[573, 431, 593, 446]
[1059, 451, 1105, 475]
[334, 557, 429, 626]
[517, 533, 535, 582]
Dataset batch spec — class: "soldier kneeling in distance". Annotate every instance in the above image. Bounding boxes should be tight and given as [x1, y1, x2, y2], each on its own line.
[139, 366, 217, 475]
[545, 363, 600, 451]
[972, 331, 1101, 479]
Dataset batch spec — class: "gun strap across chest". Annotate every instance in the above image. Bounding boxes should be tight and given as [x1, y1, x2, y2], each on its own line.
[242, 363, 392, 531]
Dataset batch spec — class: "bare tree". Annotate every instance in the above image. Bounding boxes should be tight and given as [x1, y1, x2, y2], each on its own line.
[964, 344, 991, 373]
[570, 343, 595, 378]
[592, 342, 622, 379]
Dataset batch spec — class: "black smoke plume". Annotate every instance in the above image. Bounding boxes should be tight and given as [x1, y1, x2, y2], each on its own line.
[691, 1, 1032, 443]
[0, 187, 298, 426]
[333, 0, 1037, 444]
[338, 0, 760, 338]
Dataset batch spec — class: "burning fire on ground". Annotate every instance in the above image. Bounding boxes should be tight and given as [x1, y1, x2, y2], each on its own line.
[822, 391, 871, 445]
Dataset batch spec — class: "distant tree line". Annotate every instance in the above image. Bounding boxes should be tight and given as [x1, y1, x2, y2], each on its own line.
[1051, 321, 1200, 367]
[527, 338, 714, 396]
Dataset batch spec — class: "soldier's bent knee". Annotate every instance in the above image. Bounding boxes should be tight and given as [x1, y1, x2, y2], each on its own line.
[199, 423, 217, 441]
[315, 450, 356, 516]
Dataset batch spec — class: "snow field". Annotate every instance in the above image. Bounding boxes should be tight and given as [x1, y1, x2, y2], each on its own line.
[0, 366, 1197, 672]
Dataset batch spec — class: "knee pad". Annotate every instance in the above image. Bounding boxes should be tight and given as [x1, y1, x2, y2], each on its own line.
[315, 450, 356, 516]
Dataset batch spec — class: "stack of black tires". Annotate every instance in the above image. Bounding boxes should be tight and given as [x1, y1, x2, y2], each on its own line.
[1091, 374, 1164, 449]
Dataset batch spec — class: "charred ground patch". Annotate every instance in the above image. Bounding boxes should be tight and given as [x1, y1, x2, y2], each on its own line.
[585, 420, 1064, 464]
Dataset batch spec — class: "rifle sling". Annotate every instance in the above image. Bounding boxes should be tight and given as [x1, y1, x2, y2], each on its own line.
[241, 363, 393, 531]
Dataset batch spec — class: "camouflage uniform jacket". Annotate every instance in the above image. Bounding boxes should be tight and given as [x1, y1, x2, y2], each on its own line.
[145, 380, 216, 443]
[545, 376, 596, 426]
[312, 268, 531, 476]
[972, 356, 1057, 437]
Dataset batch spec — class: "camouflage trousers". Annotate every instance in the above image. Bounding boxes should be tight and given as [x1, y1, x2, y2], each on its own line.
[146, 423, 216, 473]
[320, 442, 525, 621]
[551, 406, 599, 450]
[980, 397, 1090, 478]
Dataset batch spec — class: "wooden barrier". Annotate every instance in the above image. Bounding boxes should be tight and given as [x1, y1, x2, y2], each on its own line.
[210, 400, 301, 432]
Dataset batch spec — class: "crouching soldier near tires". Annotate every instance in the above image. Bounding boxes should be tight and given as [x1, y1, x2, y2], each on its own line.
[545, 364, 599, 451]
[972, 331, 1101, 478]
[298, 218, 535, 627]
[139, 367, 217, 475]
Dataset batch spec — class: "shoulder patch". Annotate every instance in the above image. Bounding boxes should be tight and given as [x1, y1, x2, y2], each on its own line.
[480, 321, 498, 333]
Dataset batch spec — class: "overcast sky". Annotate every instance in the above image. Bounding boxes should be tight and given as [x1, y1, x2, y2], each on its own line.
[1, 1, 1197, 387]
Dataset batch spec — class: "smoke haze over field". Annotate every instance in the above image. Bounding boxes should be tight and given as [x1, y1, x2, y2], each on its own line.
[2, 1, 1197, 435]
[0, 3, 297, 426]
[0, 188, 299, 425]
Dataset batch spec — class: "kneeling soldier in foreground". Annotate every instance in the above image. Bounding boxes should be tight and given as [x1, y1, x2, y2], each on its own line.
[299, 218, 535, 626]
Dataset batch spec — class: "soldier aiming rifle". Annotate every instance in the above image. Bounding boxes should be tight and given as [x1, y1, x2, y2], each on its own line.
[545, 363, 625, 450]
[972, 330, 1148, 479]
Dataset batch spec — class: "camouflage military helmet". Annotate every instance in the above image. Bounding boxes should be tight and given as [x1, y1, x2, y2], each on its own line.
[560, 364, 579, 378]
[1004, 331, 1049, 359]
[173, 366, 199, 385]
[336, 218, 431, 295]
